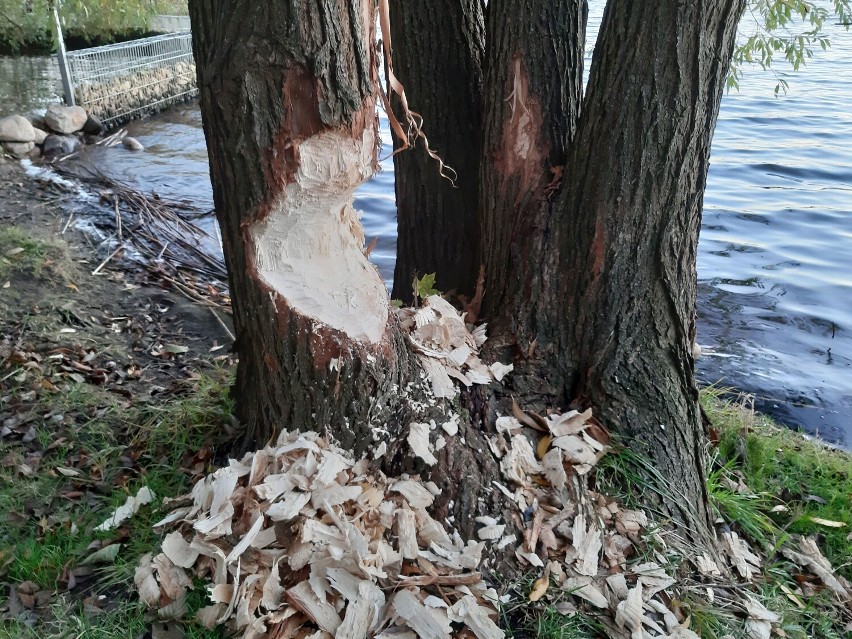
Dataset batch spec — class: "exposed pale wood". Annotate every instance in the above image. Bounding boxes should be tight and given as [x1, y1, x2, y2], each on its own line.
[391, 589, 452, 639]
[285, 581, 342, 634]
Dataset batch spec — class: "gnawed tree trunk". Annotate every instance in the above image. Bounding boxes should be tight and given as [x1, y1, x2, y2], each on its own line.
[388, 0, 485, 301]
[479, 0, 588, 401]
[482, 0, 746, 540]
[189, 0, 407, 451]
[189, 0, 509, 543]
[553, 0, 747, 536]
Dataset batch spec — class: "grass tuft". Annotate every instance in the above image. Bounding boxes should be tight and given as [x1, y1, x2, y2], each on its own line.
[0, 226, 76, 281]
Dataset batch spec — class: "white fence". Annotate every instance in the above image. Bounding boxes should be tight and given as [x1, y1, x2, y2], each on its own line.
[63, 31, 196, 127]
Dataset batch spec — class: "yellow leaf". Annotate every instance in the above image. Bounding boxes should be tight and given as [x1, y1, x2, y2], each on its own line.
[536, 435, 552, 460]
[779, 584, 805, 609]
[529, 575, 549, 602]
[66, 282, 79, 292]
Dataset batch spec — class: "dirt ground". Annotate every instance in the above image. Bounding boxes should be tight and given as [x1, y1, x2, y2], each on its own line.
[0, 156, 237, 637]
[0, 158, 234, 383]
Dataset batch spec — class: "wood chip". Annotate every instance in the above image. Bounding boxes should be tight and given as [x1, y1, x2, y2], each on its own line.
[285, 581, 342, 634]
[391, 480, 435, 508]
[396, 507, 419, 560]
[392, 589, 452, 639]
[448, 595, 505, 639]
[336, 581, 384, 639]
[96, 485, 156, 531]
[408, 422, 438, 465]
[563, 576, 608, 608]
[162, 532, 199, 569]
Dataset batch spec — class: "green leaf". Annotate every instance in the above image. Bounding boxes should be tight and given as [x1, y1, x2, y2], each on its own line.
[413, 273, 439, 300]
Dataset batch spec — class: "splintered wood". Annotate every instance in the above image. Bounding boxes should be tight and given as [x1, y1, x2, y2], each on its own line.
[138, 430, 503, 639]
[397, 295, 512, 398]
[137, 382, 846, 638]
[137, 404, 703, 639]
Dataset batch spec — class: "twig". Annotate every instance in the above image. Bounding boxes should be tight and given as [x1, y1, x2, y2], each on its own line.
[61, 212, 75, 234]
[209, 307, 235, 342]
[114, 197, 122, 241]
[92, 243, 123, 275]
[0, 367, 23, 382]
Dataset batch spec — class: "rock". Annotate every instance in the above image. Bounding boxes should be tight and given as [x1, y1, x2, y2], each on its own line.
[43, 134, 81, 158]
[82, 113, 104, 135]
[27, 109, 47, 131]
[0, 115, 36, 143]
[27, 146, 42, 159]
[122, 136, 144, 151]
[32, 128, 48, 145]
[44, 104, 88, 134]
[3, 141, 36, 159]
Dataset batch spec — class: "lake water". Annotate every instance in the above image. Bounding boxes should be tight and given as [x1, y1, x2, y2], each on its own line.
[1, 6, 849, 446]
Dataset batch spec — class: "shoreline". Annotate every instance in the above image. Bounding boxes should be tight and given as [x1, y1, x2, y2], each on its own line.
[0, 156, 849, 637]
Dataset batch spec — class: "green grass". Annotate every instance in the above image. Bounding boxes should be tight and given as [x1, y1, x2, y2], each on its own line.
[0, 368, 234, 637]
[695, 390, 852, 639]
[703, 390, 852, 580]
[0, 227, 75, 281]
[496, 568, 605, 639]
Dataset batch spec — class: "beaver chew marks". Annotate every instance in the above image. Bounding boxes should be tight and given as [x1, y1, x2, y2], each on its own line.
[251, 127, 388, 343]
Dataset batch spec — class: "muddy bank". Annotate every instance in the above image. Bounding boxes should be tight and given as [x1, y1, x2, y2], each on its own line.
[0, 158, 234, 395]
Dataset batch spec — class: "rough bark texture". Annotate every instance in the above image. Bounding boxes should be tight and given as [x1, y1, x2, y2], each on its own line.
[553, 0, 747, 535]
[189, 0, 509, 546]
[189, 0, 408, 452]
[480, 0, 745, 540]
[479, 0, 588, 403]
[388, 0, 485, 301]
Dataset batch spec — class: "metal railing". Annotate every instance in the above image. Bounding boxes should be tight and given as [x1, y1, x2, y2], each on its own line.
[63, 32, 197, 126]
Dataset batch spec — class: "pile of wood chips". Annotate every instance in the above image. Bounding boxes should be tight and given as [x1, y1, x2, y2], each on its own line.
[136, 429, 505, 639]
[396, 295, 512, 398]
[134, 397, 704, 639]
[134, 298, 850, 638]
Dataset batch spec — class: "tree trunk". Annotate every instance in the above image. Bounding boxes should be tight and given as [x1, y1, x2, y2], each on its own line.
[189, 0, 510, 544]
[483, 0, 745, 539]
[479, 0, 588, 402]
[388, 0, 485, 301]
[556, 0, 744, 540]
[189, 0, 407, 452]
[557, 0, 745, 536]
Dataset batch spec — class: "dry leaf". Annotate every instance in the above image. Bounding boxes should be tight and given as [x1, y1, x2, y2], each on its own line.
[96, 486, 155, 531]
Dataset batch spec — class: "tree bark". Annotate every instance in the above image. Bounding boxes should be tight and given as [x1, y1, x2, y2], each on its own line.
[189, 0, 408, 452]
[479, 0, 588, 400]
[189, 0, 511, 545]
[478, 0, 745, 541]
[555, 0, 746, 536]
[388, 0, 485, 301]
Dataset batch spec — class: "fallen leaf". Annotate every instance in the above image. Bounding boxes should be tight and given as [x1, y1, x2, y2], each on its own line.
[164, 344, 189, 354]
[528, 565, 551, 602]
[56, 466, 81, 477]
[83, 543, 121, 565]
[808, 517, 846, 528]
